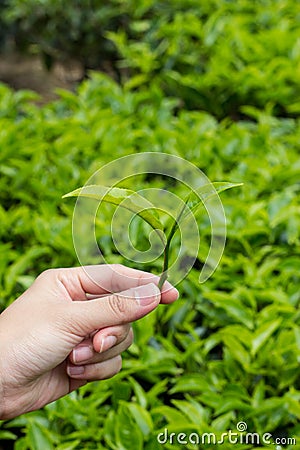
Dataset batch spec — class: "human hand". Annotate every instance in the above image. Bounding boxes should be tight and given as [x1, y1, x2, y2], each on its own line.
[0, 264, 178, 420]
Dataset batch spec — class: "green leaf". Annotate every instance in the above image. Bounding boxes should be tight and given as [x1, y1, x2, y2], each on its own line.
[115, 404, 143, 450]
[14, 437, 29, 450]
[56, 441, 81, 450]
[251, 319, 283, 356]
[164, 182, 242, 234]
[169, 374, 212, 394]
[26, 421, 54, 450]
[152, 405, 187, 424]
[128, 376, 148, 409]
[158, 182, 241, 287]
[186, 182, 243, 217]
[0, 430, 17, 440]
[171, 399, 207, 426]
[126, 403, 153, 436]
[103, 410, 118, 450]
[4, 246, 49, 296]
[214, 398, 251, 415]
[112, 381, 131, 408]
[63, 184, 165, 237]
[211, 412, 235, 430]
[222, 334, 251, 370]
[204, 291, 254, 329]
[252, 379, 265, 408]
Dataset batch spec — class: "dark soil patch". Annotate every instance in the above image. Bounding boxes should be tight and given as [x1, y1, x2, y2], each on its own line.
[0, 51, 83, 102]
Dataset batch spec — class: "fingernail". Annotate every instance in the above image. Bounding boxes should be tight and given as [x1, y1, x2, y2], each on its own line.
[73, 346, 93, 363]
[168, 286, 179, 299]
[99, 335, 118, 353]
[162, 281, 179, 298]
[173, 288, 179, 299]
[67, 365, 85, 376]
[134, 283, 160, 306]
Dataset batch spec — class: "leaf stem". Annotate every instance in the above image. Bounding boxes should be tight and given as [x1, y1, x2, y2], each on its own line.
[158, 241, 170, 290]
[158, 195, 191, 290]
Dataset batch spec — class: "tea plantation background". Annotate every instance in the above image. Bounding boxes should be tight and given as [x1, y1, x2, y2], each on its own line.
[0, 1, 300, 449]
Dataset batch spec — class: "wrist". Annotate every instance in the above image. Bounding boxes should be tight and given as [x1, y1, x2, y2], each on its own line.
[0, 335, 21, 420]
[0, 347, 17, 420]
[0, 351, 6, 420]
[0, 318, 11, 420]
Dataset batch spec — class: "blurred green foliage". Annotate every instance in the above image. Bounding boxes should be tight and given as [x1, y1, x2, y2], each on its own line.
[0, 0, 300, 449]
[1, 0, 300, 117]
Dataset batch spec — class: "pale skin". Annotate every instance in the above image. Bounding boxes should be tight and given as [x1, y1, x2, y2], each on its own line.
[0, 264, 178, 420]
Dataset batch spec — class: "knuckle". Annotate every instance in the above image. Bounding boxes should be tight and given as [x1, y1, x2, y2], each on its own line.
[110, 326, 128, 344]
[108, 293, 128, 320]
[36, 268, 57, 282]
[111, 263, 125, 271]
[41, 268, 55, 277]
[111, 264, 126, 292]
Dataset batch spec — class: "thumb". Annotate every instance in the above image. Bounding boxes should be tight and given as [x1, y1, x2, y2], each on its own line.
[69, 283, 160, 336]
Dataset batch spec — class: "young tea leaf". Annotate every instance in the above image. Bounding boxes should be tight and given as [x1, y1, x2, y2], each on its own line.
[63, 184, 165, 242]
[187, 182, 243, 216]
[158, 182, 242, 288]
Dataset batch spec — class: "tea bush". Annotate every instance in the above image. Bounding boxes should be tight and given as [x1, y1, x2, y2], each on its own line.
[0, 74, 299, 449]
[2, 0, 300, 117]
[108, 0, 300, 117]
[2, 0, 123, 71]
[0, 1, 300, 449]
